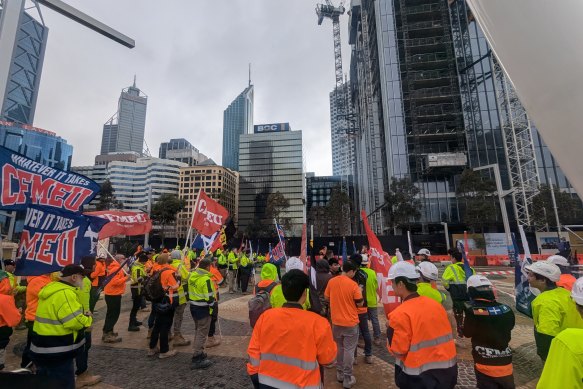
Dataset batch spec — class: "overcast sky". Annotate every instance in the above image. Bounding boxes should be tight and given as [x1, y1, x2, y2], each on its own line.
[32, 0, 351, 175]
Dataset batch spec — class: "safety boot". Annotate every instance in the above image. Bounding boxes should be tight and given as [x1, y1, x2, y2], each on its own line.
[173, 333, 191, 347]
[205, 336, 221, 348]
[103, 332, 122, 343]
[75, 371, 102, 388]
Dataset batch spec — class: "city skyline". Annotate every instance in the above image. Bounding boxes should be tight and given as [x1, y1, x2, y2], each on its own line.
[28, 0, 350, 176]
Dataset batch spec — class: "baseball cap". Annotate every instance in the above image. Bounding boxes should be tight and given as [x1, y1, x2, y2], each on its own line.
[170, 250, 182, 260]
[361, 254, 369, 265]
[467, 275, 493, 288]
[525, 261, 561, 282]
[571, 277, 583, 305]
[61, 264, 85, 277]
[388, 261, 419, 280]
[3, 259, 15, 266]
[417, 248, 431, 256]
[285, 257, 304, 272]
[546, 255, 570, 267]
[416, 262, 439, 281]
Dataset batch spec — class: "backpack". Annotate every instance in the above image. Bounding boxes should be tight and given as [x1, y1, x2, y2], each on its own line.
[142, 269, 172, 302]
[248, 282, 277, 328]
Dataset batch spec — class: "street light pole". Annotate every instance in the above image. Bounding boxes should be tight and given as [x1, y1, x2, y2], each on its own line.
[473, 164, 513, 248]
[440, 222, 450, 251]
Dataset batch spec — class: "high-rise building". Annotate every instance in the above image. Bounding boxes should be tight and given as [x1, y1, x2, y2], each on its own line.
[159, 138, 209, 166]
[238, 124, 305, 237]
[222, 85, 254, 171]
[100, 79, 147, 155]
[176, 161, 239, 238]
[0, 6, 48, 125]
[0, 121, 72, 170]
[330, 84, 356, 176]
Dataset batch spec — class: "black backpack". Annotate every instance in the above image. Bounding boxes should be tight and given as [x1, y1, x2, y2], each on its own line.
[248, 282, 277, 328]
[142, 269, 172, 302]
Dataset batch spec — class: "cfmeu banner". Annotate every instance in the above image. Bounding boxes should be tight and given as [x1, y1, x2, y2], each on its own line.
[191, 190, 229, 236]
[85, 210, 152, 239]
[0, 146, 100, 212]
[361, 210, 400, 316]
[15, 206, 109, 276]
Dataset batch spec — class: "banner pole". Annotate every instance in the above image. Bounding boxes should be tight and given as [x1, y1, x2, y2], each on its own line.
[98, 241, 130, 275]
[274, 218, 287, 261]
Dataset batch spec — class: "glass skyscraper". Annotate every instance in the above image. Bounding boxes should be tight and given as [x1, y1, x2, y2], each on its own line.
[159, 138, 209, 166]
[222, 85, 254, 171]
[0, 7, 48, 125]
[100, 80, 147, 155]
[330, 84, 356, 177]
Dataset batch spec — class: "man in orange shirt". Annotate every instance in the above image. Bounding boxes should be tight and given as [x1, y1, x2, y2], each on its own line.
[89, 256, 106, 312]
[0, 293, 21, 370]
[247, 269, 337, 388]
[148, 253, 180, 359]
[325, 261, 364, 389]
[102, 255, 128, 343]
[20, 273, 53, 368]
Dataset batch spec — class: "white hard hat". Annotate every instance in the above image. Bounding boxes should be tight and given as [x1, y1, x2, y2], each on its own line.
[388, 261, 419, 280]
[417, 248, 431, 256]
[416, 262, 439, 281]
[170, 250, 182, 260]
[547, 255, 570, 267]
[285, 257, 304, 272]
[361, 254, 369, 265]
[525, 261, 561, 282]
[571, 277, 583, 305]
[467, 275, 493, 289]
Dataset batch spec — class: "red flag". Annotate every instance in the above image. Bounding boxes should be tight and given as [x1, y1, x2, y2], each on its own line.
[191, 190, 229, 236]
[300, 223, 308, 271]
[85, 211, 152, 239]
[361, 210, 400, 316]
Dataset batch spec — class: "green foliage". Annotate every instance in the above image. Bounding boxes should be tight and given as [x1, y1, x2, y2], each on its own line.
[151, 194, 186, 244]
[532, 184, 583, 228]
[265, 191, 291, 232]
[96, 179, 123, 210]
[308, 186, 352, 237]
[456, 169, 497, 233]
[384, 177, 422, 232]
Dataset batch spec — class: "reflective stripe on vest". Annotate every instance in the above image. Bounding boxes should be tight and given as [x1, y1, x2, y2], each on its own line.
[260, 353, 318, 371]
[396, 357, 457, 375]
[249, 356, 260, 367]
[35, 309, 84, 326]
[189, 301, 210, 307]
[30, 337, 86, 354]
[257, 374, 322, 389]
[409, 333, 453, 352]
[190, 291, 214, 299]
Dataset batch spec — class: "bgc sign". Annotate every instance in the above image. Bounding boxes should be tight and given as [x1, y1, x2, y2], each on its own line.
[254, 123, 290, 134]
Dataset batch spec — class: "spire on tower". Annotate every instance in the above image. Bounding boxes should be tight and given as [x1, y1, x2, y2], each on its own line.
[133, 74, 137, 88]
[248, 63, 252, 86]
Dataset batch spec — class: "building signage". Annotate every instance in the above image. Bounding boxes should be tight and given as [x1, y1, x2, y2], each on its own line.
[254, 123, 290, 133]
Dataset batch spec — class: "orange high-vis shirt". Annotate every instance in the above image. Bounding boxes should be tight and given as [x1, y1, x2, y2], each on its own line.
[557, 273, 577, 291]
[247, 304, 337, 388]
[325, 275, 363, 327]
[0, 277, 11, 295]
[159, 264, 179, 303]
[25, 274, 52, 321]
[209, 265, 223, 293]
[91, 261, 106, 287]
[0, 294, 21, 327]
[103, 261, 128, 296]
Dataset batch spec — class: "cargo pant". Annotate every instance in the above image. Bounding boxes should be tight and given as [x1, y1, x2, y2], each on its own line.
[333, 324, 359, 381]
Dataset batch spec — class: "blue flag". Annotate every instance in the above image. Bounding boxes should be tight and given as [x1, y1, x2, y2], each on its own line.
[512, 233, 535, 317]
[456, 241, 474, 280]
[342, 237, 347, 262]
[15, 206, 109, 276]
[0, 146, 100, 212]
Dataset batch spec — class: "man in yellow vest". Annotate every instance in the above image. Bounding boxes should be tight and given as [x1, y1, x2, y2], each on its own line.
[227, 248, 239, 294]
[188, 258, 216, 369]
[30, 265, 92, 389]
[538, 276, 583, 387]
[170, 250, 190, 347]
[442, 250, 475, 337]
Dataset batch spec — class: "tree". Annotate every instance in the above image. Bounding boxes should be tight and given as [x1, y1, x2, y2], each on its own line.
[384, 177, 422, 234]
[96, 179, 122, 210]
[456, 169, 497, 233]
[532, 184, 583, 228]
[151, 194, 186, 246]
[265, 191, 291, 231]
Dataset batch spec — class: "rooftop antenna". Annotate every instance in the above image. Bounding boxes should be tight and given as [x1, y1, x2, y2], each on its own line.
[133, 74, 136, 88]
[248, 63, 252, 86]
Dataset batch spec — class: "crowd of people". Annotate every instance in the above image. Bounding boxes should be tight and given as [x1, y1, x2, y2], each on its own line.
[0, 244, 582, 388]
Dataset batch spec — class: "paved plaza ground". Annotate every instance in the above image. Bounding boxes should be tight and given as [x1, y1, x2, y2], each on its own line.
[4, 266, 544, 388]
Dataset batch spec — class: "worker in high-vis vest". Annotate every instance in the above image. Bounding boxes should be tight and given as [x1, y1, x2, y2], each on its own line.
[525, 260, 583, 361]
[239, 251, 253, 294]
[216, 248, 228, 279]
[129, 253, 148, 332]
[247, 269, 336, 389]
[537, 276, 583, 388]
[188, 258, 217, 369]
[89, 256, 106, 313]
[0, 292, 20, 371]
[442, 250, 475, 337]
[387, 261, 457, 389]
[170, 249, 191, 347]
[361, 255, 382, 346]
[30, 265, 93, 389]
[228, 249, 240, 294]
[463, 275, 515, 389]
[416, 261, 446, 304]
[546, 255, 577, 291]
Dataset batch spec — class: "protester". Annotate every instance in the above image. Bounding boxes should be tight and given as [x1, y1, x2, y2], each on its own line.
[247, 269, 336, 388]
[0, 292, 20, 370]
[216, 248, 228, 280]
[417, 248, 431, 263]
[546, 254, 576, 291]
[350, 254, 373, 364]
[20, 272, 53, 368]
[325, 261, 363, 388]
[188, 258, 216, 369]
[148, 253, 179, 359]
[526, 260, 583, 361]
[537, 276, 583, 388]
[416, 261, 446, 304]
[128, 253, 148, 331]
[360, 255, 381, 346]
[89, 256, 106, 313]
[329, 258, 342, 277]
[387, 261, 457, 389]
[30, 265, 93, 389]
[207, 255, 224, 348]
[442, 249, 475, 338]
[228, 248, 240, 294]
[463, 275, 515, 389]
[239, 250, 253, 295]
[3, 259, 26, 325]
[170, 249, 190, 347]
[315, 259, 333, 318]
[102, 255, 128, 343]
[0, 265, 12, 295]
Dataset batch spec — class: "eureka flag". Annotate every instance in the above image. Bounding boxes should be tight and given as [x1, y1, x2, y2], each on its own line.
[191, 190, 229, 236]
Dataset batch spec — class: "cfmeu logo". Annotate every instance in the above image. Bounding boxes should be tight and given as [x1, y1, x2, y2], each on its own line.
[198, 199, 224, 226]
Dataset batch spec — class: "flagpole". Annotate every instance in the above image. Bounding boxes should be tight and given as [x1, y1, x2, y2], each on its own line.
[274, 218, 287, 261]
[185, 189, 203, 250]
[98, 241, 130, 276]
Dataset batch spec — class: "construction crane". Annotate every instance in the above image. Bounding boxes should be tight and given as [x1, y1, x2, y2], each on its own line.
[316, 0, 346, 89]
